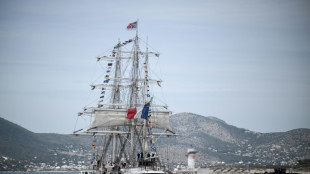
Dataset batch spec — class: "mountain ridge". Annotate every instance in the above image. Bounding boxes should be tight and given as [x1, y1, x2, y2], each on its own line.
[166, 112, 310, 166]
[0, 113, 309, 171]
[0, 117, 90, 171]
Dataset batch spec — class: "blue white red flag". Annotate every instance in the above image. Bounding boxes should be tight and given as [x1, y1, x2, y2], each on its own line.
[126, 103, 150, 120]
[127, 21, 137, 30]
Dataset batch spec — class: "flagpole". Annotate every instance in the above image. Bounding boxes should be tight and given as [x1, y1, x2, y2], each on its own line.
[136, 19, 139, 38]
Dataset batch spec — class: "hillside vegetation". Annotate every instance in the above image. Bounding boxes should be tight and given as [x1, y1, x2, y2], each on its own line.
[1, 114, 309, 171]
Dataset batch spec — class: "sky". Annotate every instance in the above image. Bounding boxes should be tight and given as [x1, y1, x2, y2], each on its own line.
[0, 0, 309, 134]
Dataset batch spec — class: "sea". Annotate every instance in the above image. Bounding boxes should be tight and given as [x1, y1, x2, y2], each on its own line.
[0, 172, 79, 174]
[0, 169, 211, 174]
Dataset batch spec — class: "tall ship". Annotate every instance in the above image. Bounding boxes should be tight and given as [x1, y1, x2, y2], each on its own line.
[73, 21, 175, 174]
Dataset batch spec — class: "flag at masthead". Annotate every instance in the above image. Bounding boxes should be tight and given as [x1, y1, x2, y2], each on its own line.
[126, 21, 138, 30]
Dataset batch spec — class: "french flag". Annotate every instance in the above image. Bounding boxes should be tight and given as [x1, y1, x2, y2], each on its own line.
[126, 103, 150, 120]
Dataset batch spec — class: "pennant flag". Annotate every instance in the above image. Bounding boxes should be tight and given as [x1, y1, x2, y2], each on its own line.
[127, 21, 137, 30]
[126, 103, 150, 120]
[105, 75, 109, 79]
[100, 95, 104, 98]
[114, 43, 122, 49]
[101, 91, 105, 94]
[104, 79, 110, 83]
[108, 63, 113, 66]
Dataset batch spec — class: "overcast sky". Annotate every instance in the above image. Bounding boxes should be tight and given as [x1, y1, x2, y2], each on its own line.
[0, 0, 309, 134]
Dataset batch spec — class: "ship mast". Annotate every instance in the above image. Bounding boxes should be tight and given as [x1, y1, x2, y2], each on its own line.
[99, 39, 123, 165]
[111, 39, 122, 162]
[74, 21, 176, 171]
[129, 23, 140, 165]
[142, 37, 149, 155]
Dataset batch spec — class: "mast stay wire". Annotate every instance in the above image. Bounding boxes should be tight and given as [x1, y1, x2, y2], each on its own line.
[139, 36, 169, 107]
[138, 36, 160, 54]
[83, 46, 117, 109]
[82, 37, 145, 111]
[84, 40, 135, 108]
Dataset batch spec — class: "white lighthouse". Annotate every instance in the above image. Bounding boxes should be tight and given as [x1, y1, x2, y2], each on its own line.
[187, 148, 198, 169]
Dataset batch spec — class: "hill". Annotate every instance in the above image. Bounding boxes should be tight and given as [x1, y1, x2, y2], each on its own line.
[1, 114, 310, 171]
[0, 117, 89, 171]
[160, 112, 310, 166]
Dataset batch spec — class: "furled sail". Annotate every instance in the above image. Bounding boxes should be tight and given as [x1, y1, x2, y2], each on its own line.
[90, 109, 172, 131]
[74, 21, 176, 170]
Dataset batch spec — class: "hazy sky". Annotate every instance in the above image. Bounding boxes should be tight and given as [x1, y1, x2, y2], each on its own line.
[0, 0, 309, 134]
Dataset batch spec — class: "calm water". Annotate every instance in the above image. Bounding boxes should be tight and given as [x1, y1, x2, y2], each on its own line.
[0, 172, 79, 174]
[0, 170, 212, 174]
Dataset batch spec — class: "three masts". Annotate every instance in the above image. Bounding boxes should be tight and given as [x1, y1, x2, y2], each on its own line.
[74, 21, 174, 173]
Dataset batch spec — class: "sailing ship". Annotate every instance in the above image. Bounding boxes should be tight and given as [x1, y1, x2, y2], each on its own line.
[73, 21, 175, 174]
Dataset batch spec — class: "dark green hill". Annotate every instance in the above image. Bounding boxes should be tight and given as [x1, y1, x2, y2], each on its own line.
[0, 117, 89, 171]
[0, 117, 48, 160]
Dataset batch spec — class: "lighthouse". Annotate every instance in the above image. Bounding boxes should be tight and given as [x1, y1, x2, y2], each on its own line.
[187, 148, 198, 169]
